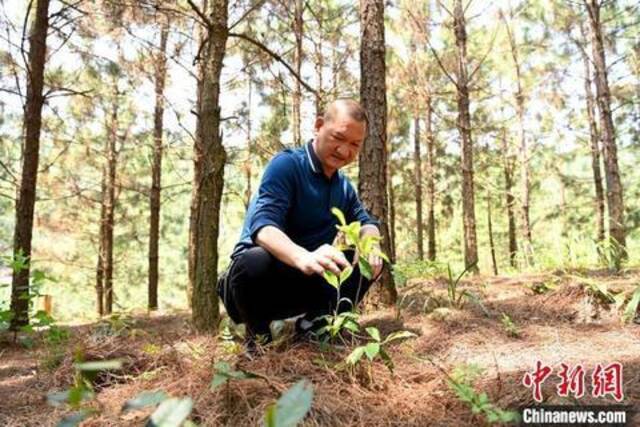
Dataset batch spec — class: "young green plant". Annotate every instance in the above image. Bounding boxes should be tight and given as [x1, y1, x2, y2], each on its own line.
[318, 208, 389, 341]
[446, 364, 519, 424]
[346, 327, 416, 373]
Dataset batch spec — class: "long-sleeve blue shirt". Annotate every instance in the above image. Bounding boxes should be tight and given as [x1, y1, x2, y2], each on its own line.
[230, 141, 378, 259]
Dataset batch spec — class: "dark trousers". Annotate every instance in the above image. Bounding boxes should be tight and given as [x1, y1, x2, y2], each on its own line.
[218, 246, 375, 335]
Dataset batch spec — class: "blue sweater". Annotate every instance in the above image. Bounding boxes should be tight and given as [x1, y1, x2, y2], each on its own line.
[231, 141, 378, 259]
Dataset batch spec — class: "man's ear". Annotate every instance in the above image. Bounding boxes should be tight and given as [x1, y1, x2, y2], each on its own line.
[314, 116, 324, 134]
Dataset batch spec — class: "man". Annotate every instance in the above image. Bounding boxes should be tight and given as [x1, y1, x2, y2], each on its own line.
[218, 99, 383, 347]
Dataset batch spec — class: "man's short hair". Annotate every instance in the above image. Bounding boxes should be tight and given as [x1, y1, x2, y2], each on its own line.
[322, 98, 369, 129]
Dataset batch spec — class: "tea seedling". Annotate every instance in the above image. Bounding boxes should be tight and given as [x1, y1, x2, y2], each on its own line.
[500, 313, 520, 338]
[346, 326, 416, 373]
[529, 280, 558, 295]
[47, 358, 124, 426]
[319, 208, 389, 341]
[210, 361, 261, 390]
[446, 263, 476, 309]
[613, 284, 640, 323]
[447, 364, 519, 425]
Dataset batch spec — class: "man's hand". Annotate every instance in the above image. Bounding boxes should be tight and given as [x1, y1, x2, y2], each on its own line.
[369, 249, 383, 279]
[295, 244, 350, 276]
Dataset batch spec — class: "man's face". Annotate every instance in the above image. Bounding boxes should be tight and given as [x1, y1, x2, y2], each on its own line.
[314, 113, 366, 175]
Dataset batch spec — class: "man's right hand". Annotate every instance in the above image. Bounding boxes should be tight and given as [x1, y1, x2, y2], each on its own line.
[295, 244, 350, 276]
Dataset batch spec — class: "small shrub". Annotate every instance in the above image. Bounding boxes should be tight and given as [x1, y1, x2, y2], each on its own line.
[529, 280, 558, 295]
[500, 313, 520, 338]
[447, 364, 519, 424]
[345, 327, 416, 373]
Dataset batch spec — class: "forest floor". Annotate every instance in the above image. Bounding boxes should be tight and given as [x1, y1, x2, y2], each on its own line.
[1, 269, 639, 426]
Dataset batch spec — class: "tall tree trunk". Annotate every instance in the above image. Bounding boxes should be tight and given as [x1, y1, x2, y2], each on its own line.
[311, 2, 324, 116]
[503, 11, 533, 265]
[10, 0, 50, 329]
[292, 0, 303, 145]
[359, 0, 396, 305]
[314, 38, 323, 115]
[501, 127, 518, 268]
[244, 79, 253, 210]
[189, 0, 228, 332]
[579, 23, 605, 246]
[425, 97, 436, 261]
[96, 172, 106, 316]
[585, 0, 626, 260]
[487, 190, 498, 275]
[148, 18, 169, 311]
[453, 0, 478, 273]
[414, 116, 424, 260]
[104, 86, 119, 315]
[388, 165, 396, 262]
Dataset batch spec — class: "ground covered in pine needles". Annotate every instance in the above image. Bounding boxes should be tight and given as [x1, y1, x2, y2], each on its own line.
[1, 269, 639, 426]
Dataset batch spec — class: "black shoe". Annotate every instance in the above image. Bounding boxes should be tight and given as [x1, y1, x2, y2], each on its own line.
[243, 331, 273, 358]
[294, 316, 328, 341]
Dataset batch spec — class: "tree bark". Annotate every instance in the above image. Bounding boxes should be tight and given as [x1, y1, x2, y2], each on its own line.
[487, 190, 498, 275]
[10, 0, 50, 329]
[292, 0, 303, 145]
[96, 172, 106, 316]
[501, 127, 518, 268]
[244, 79, 253, 210]
[585, 0, 626, 259]
[103, 85, 119, 315]
[413, 116, 424, 260]
[148, 17, 169, 311]
[313, 27, 324, 115]
[189, 0, 227, 332]
[425, 97, 436, 261]
[388, 164, 396, 262]
[579, 22, 605, 246]
[453, 0, 479, 273]
[359, 0, 396, 305]
[503, 11, 533, 265]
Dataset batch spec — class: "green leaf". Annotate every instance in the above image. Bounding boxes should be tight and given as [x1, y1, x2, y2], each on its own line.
[263, 380, 314, 427]
[358, 258, 373, 280]
[623, 286, 640, 322]
[322, 271, 339, 289]
[264, 405, 277, 427]
[344, 222, 361, 246]
[48, 387, 92, 408]
[366, 327, 381, 342]
[343, 320, 360, 333]
[211, 362, 260, 389]
[211, 373, 230, 389]
[57, 409, 93, 427]
[147, 397, 193, 427]
[123, 391, 169, 412]
[383, 330, 417, 344]
[331, 207, 347, 226]
[339, 266, 353, 285]
[346, 346, 366, 365]
[74, 360, 123, 371]
[364, 342, 380, 361]
[32, 270, 46, 284]
[376, 250, 389, 264]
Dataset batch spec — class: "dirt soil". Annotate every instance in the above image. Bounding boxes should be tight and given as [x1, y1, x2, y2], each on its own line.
[1, 269, 639, 426]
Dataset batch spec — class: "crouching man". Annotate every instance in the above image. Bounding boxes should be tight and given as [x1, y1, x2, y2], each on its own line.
[218, 99, 384, 349]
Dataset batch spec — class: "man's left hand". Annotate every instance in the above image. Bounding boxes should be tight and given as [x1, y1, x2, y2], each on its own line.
[369, 250, 383, 280]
